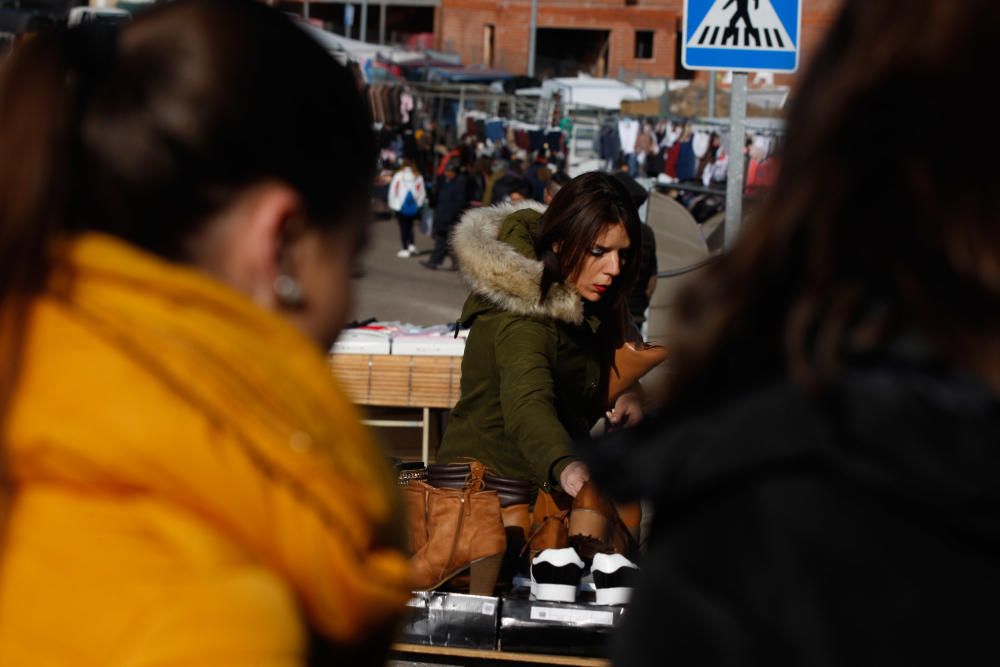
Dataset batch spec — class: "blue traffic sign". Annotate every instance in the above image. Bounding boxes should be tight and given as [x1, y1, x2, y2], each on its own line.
[683, 0, 802, 72]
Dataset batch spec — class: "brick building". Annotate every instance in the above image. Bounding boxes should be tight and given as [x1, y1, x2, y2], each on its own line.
[435, 0, 844, 82]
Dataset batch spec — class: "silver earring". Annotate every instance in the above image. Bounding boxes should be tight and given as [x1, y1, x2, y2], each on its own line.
[273, 274, 303, 307]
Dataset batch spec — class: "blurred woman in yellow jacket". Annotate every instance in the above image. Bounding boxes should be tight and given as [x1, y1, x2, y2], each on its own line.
[0, 1, 411, 664]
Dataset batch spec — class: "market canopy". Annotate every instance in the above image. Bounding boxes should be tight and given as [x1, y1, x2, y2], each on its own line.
[541, 75, 646, 110]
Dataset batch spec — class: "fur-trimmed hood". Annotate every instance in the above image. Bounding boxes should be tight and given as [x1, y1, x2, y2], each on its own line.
[451, 202, 583, 325]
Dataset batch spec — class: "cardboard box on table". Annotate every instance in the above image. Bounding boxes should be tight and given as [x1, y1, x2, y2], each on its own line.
[400, 592, 500, 650]
[499, 599, 625, 657]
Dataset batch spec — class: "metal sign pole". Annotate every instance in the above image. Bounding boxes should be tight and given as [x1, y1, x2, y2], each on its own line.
[724, 71, 748, 248]
[527, 0, 538, 77]
[708, 70, 716, 119]
[379, 2, 386, 44]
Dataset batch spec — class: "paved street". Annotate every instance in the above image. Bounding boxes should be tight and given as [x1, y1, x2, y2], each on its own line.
[350, 212, 471, 327]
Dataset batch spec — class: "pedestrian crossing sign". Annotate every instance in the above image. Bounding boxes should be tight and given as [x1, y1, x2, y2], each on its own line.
[683, 0, 802, 72]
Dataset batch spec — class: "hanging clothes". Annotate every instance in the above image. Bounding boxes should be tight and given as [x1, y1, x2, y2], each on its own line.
[753, 134, 775, 159]
[618, 119, 639, 155]
[676, 139, 697, 182]
[400, 93, 414, 125]
[545, 130, 564, 154]
[746, 156, 779, 194]
[599, 123, 622, 161]
[665, 142, 681, 178]
[515, 129, 531, 150]
[692, 131, 711, 159]
[528, 129, 545, 152]
[485, 120, 505, 142]
[704, 152, 728, 187]
[663, 123, 682, 149]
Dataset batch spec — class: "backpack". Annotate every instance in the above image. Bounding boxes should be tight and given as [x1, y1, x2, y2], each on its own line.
[399, 190, 420, 217]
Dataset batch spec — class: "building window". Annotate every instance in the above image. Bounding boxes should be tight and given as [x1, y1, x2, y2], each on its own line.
[635, 30, 654, 60]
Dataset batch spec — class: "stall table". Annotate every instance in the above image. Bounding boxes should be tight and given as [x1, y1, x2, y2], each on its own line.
[330, 353, 462, 464]
[389, 643, 609, 667]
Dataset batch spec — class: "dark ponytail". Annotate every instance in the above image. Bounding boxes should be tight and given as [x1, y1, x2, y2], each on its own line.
[0, 0, 376, 503]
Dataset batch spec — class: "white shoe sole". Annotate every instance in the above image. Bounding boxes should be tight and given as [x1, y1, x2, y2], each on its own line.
[534, 583, 578, 603]
[595, 586, 632, 606]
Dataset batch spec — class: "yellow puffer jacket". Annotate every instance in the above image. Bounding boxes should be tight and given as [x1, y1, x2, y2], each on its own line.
[0, 234, 412, 666]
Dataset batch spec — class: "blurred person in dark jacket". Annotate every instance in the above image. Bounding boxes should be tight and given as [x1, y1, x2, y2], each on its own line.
[586, 1, 1000, 665]
[525, 148, 551, 203]
[422, 160, 467, 270]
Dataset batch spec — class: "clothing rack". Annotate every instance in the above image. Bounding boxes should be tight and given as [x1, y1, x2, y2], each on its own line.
[664, 113, 786, 138]
[654, 181, 727, 198]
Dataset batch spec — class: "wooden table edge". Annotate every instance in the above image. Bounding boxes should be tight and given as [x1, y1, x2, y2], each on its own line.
[390, 642, 610, 666]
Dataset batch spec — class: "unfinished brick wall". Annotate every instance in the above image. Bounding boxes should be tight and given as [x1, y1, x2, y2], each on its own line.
[436, 0, 844, 84]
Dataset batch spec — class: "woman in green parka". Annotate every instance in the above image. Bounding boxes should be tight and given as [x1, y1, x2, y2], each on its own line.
[438, 172, 644, 497]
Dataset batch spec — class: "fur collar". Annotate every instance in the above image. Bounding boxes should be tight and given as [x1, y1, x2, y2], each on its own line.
[451, 202, 583, 325]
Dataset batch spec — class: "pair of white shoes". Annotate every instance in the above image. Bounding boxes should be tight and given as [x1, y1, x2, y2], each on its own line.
[530, 548, 638, 606]
[396, 244, 418, 258]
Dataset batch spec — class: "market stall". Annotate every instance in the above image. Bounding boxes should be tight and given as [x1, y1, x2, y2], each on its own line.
[330, 324, 644, 664]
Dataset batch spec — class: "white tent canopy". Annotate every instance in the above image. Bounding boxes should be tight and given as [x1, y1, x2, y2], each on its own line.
[298, 21, 383, 63]
[540, 75, 646, 110]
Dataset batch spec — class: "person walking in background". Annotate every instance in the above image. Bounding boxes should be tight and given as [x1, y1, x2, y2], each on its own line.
[388, 158, 426, 258]
[421, 159, 467, 271]
[586, 1, 1000, 665]
[466, 156, 493, 208]
[0, 2, 410, 664]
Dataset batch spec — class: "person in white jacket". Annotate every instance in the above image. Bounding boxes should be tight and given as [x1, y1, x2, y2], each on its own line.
[387, 160, 427, 257]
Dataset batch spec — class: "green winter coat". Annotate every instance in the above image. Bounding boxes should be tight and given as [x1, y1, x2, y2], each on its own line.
[437, 203, 609, 491]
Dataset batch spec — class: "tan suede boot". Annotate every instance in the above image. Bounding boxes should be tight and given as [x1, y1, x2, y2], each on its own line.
[403, 481, 433, 556]
[410, 486, 506, 595]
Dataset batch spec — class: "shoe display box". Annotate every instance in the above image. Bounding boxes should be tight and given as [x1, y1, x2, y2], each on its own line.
[498, 598, 625, 657]
[400, 592, 500, 650]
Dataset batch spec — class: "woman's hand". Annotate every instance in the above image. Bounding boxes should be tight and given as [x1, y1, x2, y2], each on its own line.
[559, 461, 591, 498]
[607, 391, 644, 431]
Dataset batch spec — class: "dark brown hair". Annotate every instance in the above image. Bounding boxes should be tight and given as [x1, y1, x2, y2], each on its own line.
[663, 0, 1000, 412]
[535, 171, 642, 317]
[0, 0, 374, 494]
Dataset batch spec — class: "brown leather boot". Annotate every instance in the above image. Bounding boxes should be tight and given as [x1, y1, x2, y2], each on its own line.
[568, 481, 637, 560]
[568, 481, 611, 557]
[616, 501, 643, 544]
[410, 486, 506, 595]
[403, 481, 433, 556]
[526, 511, 570, 563]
